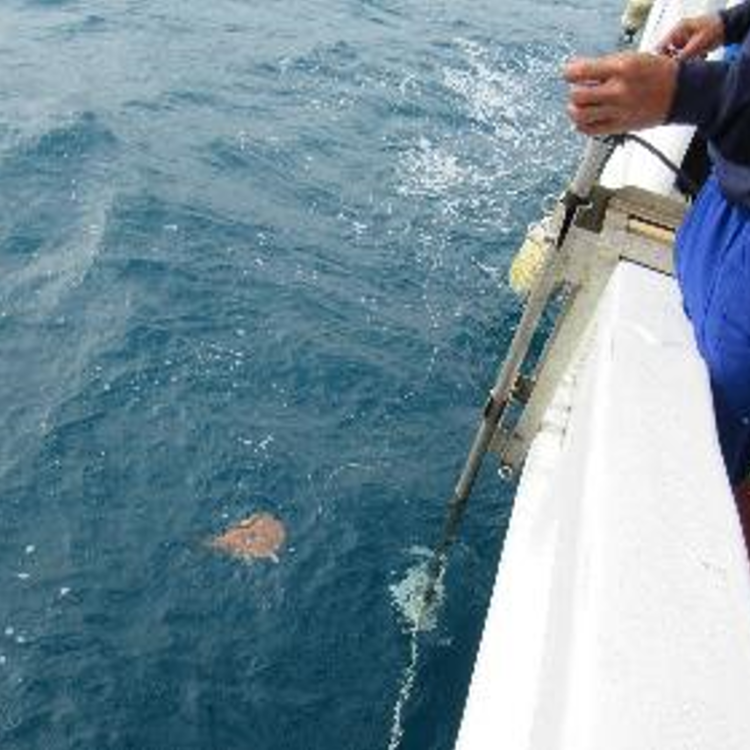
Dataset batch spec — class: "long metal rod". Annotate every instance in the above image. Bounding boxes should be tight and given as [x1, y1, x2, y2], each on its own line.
[464, 210, 575, 490]
[422, 197, 581, 597]
[441, 136, 620, 523]
[454, 217, 570, 499]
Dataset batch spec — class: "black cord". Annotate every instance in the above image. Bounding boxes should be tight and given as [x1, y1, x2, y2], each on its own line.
[620, 132, 700, 199]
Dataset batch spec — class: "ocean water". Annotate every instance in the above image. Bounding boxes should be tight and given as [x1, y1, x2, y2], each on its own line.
[0, 1, 620, 748]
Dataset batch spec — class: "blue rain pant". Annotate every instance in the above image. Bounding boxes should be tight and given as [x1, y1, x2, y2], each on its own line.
[676, 175, 750, 486]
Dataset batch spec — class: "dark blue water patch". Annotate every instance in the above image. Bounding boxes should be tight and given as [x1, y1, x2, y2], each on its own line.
[17, 189, 447, 438]
[1, 395, 419, 748]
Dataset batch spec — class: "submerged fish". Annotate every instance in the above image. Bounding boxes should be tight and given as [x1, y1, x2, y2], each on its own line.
[209, 512, 286, 563]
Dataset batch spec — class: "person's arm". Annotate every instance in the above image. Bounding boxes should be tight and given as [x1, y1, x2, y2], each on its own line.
[565, 43, 750, 169]
[566, 6, 750, 165]
[721, 1, 750, 45]
[669, 53, 750, 165]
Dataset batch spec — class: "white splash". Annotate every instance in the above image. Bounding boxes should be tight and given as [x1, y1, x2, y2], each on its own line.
[398, 137, 470, 198]
[387, 626, 420, 750]
[389, 547, 445, 634]
[387, 548, 447, 750]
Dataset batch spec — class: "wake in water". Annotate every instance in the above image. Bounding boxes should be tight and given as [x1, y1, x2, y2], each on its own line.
[389, 546, 445, 634]
[387, 547, 446, 750]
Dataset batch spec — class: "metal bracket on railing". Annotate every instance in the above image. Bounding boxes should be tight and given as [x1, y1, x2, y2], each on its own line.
[489, 186, 687, 477]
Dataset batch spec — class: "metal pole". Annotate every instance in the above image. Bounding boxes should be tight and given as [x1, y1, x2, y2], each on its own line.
[425, 136, 620, 593]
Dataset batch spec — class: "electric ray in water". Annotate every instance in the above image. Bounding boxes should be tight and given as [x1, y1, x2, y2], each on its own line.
[209, 512, 286, 563]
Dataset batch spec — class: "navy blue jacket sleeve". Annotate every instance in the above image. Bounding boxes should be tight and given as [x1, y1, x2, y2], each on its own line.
[668, 44, 750, 167]
[721, 1, 750, 45]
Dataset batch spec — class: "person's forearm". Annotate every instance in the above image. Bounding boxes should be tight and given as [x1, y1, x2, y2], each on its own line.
[669, 59, 730, 129]
[669, 53, 750, 164]
[721, 1, 750, 45]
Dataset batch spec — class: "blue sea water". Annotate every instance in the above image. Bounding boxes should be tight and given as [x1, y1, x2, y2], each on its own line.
[0, 1, 620, 748]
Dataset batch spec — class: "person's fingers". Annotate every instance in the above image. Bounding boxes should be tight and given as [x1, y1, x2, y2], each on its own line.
[657, 24, 690, 54]
[578, 119, 619, 137]
[567, 102, 619, 128]
[568, 84, 605, 107]
[567, 104, 618, 135]
[676, 34, 710, 59]
[563, 56, 620, 84]
[657, 15, 723, 58]
[569, 76, 623, 110]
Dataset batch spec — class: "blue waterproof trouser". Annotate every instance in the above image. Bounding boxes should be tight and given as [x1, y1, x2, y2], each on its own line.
[676, 176, 750, 485]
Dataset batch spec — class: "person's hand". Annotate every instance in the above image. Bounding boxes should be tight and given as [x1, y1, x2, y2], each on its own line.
[564, 52, 678, 136]
[657, 14, 724, 60]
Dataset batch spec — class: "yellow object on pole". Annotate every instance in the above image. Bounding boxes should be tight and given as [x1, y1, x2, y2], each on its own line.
[621, 0, 655, 37]
[508, 220, 553, 296]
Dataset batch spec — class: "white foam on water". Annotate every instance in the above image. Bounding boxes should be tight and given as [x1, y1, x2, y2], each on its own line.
[387, 548, 447, 750]
[397, 137, 471, 199]
[388, 547, 445, 634]
[396, 37, 577, 219]
[387, 626, 419, 750]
